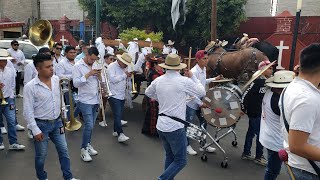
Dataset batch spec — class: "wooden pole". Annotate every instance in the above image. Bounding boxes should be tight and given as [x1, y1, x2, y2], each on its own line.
[211, 0, 217, 40]
[188, 47, 192, 69]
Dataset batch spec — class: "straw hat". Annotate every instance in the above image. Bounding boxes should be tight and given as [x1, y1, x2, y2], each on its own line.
[116, 53, 132, 66]
[133, 38, 138, 41]
[145, 38, 151, 42]
[265, 70, 295, 88]
[0, 49, 13, 61]
[159, 54, 186, 70]
[167, 40, 175, 46]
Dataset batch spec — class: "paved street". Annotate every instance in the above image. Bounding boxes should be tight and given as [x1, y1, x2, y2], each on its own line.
[0, 94, 288, 180]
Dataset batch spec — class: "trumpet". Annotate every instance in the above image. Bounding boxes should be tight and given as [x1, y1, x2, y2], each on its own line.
[60, 78, 82, 131]
[0, 88, 8, 105]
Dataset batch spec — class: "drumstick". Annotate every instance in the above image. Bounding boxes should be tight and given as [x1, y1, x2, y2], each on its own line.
[188, 47, 192, 70]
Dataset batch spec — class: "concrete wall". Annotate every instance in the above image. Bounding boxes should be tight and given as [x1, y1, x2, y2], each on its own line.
[40, 0, 85, 20]
[245, 0, 320, 17]
[0, 0, 38, 23]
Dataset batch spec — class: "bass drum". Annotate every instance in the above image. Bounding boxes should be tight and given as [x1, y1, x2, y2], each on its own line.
[201, 83, 242, 128]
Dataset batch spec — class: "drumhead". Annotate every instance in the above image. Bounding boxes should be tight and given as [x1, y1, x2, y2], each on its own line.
[201, 84, 242, 128]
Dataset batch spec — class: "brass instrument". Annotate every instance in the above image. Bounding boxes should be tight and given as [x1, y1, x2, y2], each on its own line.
[0, 88, 8, 105]
[130, 64, 138, 94]
[60, 78, 82, 131]
[29, 19, 54, 49]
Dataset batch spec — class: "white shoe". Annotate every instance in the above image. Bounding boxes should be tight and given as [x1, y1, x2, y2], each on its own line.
[81, 148, 92, 162]
[112, 132, 118, 137]
[0, 142, 4, 150]
[70, 178, 80, 180]
[199, 144, 216, 153]
[17, 94, 23, 98]
[187, 145, 197, 155]
[9, 143, 25, 150]
[87, 144, 98, 156]
[1, 127, 7, 134]
[118, 133, 129, 142]
[98, 121, 107, 127]
[121, 120, 128, 126]
[27, 130, 33, 139]
[15, 124, 25, 131]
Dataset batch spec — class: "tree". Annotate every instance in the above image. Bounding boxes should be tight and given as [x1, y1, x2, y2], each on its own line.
[78, 0, 247, 52]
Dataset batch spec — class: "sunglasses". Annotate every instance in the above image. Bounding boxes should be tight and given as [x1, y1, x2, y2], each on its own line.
[13, 44, 19, 46]
[56, 48, 62, 51]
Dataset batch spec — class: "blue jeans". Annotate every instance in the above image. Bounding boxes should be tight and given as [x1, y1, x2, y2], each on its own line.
[243, 117, 263, 159]
[78, 102, 99, 149]
[108, 97, 125, 135]
[185, 106, 207, 145]
[289, 167, 318, 180]
[0, 98, 17, 145]
[34, 118, 73, 180]
[265, 149, 282, 180]
[64, 92, 80, 121]
[157, 128, 187, 180]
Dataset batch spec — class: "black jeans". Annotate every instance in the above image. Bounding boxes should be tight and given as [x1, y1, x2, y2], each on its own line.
[15, 72, 21, 94]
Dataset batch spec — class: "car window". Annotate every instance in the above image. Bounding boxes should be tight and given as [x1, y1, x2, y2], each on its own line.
[22, 44, 38, 59]
[0, 41, 11, 49]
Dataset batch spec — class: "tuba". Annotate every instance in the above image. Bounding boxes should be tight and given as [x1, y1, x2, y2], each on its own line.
[29, 19, 54, 49]
[60, 78, 82, 131]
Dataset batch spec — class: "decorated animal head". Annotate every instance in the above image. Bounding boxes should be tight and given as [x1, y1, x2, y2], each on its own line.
[205, 39, 228, 54]
[235, 33, 260, 50]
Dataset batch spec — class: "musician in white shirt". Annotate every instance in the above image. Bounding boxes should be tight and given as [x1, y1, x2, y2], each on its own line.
[107, 53, 133, 143]
[73, 47, 100, 162]
[23, 53, 78, 180]
[53, 43, 65, 65]
[162, 40, 178, 55]
[145, 54, 206, 180]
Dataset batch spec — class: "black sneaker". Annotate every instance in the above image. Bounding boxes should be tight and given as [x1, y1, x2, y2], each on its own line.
[254, 156, 268, 166]
[241, 153, 255, 160]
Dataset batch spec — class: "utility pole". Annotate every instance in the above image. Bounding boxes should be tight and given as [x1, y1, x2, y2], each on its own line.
[211, 0, 217, 40]
[95, 0, 101, 39]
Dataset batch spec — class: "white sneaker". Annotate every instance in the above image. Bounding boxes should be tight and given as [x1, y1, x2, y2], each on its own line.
[121, 120, 128, 126]
[0, 142, 4, 150]
[81, 148, 92, 162]
[112, 132, 118, 137]
[118, 133, 129, 142]
[187, 145, 197, 155]
[17, 94, 23, 98]
[98, 121, 107, 127]
[70, 178, 80, 180]
[1, 127, 7, 134]
[15, 124, 25, 131]
[27, 130, 33, 139]
[199, 144, 216, 153]
[9, 143, 25, 150]
[87, 144, 98, 156]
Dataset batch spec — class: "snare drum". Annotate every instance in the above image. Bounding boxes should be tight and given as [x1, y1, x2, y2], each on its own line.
[201, 83, 242, 128]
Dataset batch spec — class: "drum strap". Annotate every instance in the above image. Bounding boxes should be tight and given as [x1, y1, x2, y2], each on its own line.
[158, 113, 191, 127]
[281, 88, 320, 177]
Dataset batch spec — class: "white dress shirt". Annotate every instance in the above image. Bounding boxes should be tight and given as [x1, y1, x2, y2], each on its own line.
[145, 70, 206, 132]
[6, 60, 14, 69]
[0, 67, 16, 98]
[7, 48, 25, 72]
[23, 62, 38, 85]
[55, 58, 75, 79]
[23, 75, 61, 135]
[72, 59, 99, 105]
[107, 61, 128, 100]
[186, 64, 216, 110]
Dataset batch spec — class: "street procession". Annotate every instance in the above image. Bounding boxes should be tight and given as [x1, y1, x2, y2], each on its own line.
[0, 0, 320, 180]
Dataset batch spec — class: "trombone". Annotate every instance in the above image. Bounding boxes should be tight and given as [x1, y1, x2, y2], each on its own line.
[60, 78, 82, 131]
[0, 88, 8, 105]
[130, 64, 138, 94]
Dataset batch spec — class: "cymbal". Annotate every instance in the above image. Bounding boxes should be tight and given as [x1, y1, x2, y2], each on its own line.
[211, 78, 233, 83]
[241, 61, 276, 91]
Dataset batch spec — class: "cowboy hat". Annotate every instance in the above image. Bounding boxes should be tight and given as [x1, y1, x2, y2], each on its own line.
[116, 53, 132, 66]
[266, 70, 295, 88]
[145, 38, 151, 42]
[0, 49, 13, 61]
[167, 40, 175, 46]
[133, 38, 138, 41]
[159, 54, 186, 70]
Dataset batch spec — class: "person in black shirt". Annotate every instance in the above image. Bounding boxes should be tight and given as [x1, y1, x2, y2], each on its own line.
[241, 60, 273, 166]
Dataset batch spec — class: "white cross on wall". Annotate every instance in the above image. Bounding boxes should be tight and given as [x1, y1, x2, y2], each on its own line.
[276, 40, 289, 70]
[60, 35, 69, 46]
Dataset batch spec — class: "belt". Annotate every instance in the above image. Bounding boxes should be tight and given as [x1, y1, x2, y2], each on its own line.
[35, 115, 61, 121]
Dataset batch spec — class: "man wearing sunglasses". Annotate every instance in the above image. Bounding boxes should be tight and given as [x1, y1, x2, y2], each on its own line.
[53, 43, 65, 65]
[7, 40, 25, 98]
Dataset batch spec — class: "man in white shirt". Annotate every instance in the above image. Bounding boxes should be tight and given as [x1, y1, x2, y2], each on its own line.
[107, 53, 133, 143]
[185, 50, 221, 155]
[280, 43, 320, 179]
[53, 43, 65, 65]
[162, 40, 178, 55]
[73, 47, 100, 162]
[0, 49, 25, 151]
[7, 40, 25, 98]
[23, 53, 78, 180]
[56, 46, 80, 121]
[145, 54, 206, 180]
[75, 44, 89, 63]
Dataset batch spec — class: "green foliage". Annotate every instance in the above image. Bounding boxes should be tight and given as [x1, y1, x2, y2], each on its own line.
[78, 0, 247, 52]
[119, 28, 163, 42]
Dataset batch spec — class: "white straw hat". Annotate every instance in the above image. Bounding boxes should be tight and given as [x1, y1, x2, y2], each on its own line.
[159, 54, 187, 70]
[116, 53, 132, 66]
[0, 49, 13, 61]
[265, 70, 295, 88]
